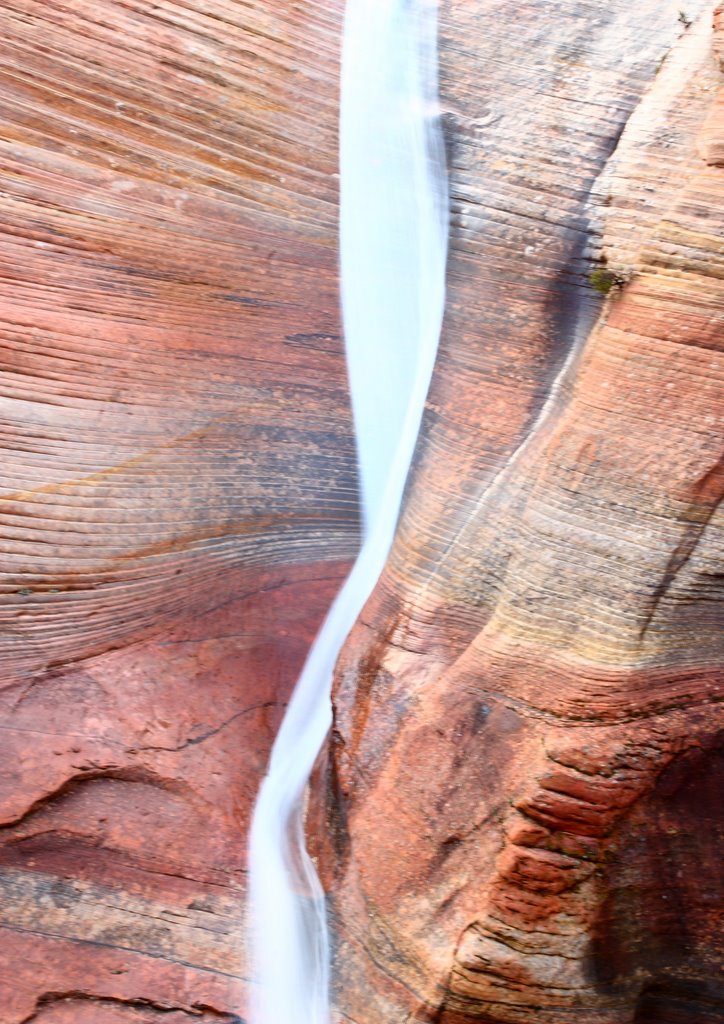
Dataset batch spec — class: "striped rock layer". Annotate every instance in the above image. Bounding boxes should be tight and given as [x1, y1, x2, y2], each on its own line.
[0, 1, 352, 1021]
[0, 2, 722, 1024]
[318, 2, 724, 1023]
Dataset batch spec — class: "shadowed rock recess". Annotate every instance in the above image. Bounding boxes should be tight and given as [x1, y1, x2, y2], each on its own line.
[0, 1, 721, 1023]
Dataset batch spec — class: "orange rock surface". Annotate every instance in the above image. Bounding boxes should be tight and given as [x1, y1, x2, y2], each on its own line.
[0, 1, 351, 1020]
[0, 1, 722, 1023]
[320, 2, 724, 1022]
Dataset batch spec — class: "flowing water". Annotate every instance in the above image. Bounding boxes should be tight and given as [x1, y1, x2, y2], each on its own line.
[248, 2, 448, 1021]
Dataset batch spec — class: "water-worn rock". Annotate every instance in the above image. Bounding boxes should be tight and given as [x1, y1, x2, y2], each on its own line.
[0, 2, 351, 1020]
[319, 2, 723, 1022]
[1, 1, 722, 1023]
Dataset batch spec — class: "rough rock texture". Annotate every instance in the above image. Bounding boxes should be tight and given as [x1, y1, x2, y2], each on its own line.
[1, 1, 722, 1023]
[0, 2, 352, 1020]
[320, 3, 724, 1022]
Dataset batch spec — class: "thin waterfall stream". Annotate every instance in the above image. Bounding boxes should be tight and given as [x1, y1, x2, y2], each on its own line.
[248, 2, 448, 1021]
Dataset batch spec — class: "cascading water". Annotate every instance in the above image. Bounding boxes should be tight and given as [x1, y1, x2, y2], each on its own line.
[248, 2, 448, 1021]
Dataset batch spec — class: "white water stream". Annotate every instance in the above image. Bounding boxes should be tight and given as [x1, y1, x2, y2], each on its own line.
[248, 2, 448, 1021]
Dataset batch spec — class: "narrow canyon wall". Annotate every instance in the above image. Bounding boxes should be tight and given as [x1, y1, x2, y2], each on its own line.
[320, 3, 724, 1022]
[0, 2, 721, 1023]
[0, 2, 350, 1020]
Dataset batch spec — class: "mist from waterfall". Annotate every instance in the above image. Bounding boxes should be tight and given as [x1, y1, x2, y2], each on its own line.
[247, 1, 448, 1021]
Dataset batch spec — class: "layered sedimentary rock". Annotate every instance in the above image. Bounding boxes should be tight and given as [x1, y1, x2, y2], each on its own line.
[1, 1, 722, 1023]
[321, 3, 724, 1022]
[0, 2, 352, 1020]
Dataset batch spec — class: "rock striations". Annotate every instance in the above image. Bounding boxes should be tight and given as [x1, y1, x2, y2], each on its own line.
[0, 1, 722, 1023]
[0, 2, 352, 1020]
[320, 3, 724, 1022]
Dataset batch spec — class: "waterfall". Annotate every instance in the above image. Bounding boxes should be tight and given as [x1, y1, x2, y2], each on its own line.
[248, 2, 448, 1021]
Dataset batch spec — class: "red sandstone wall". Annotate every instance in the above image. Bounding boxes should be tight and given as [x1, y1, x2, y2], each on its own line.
[0, 2, 350, 1020]
[321, 3, 724, 1021]
[0, 2, 721, 1023]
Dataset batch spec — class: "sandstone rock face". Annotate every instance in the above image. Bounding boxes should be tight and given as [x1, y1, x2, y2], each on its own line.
[321, 3, 723, 1022]
[0, 2, 351, 1020]
[1, 1, 722, 1023]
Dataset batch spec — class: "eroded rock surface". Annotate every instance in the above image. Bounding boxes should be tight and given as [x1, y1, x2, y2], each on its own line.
[1, 1, 722, 1022]
[0, 1, 351, 1020]
[321, 3, 723, 1022]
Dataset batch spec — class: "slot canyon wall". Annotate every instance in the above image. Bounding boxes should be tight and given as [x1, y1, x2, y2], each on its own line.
[0, 2, 721, 1023]
[0, 1, 354, 1019]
